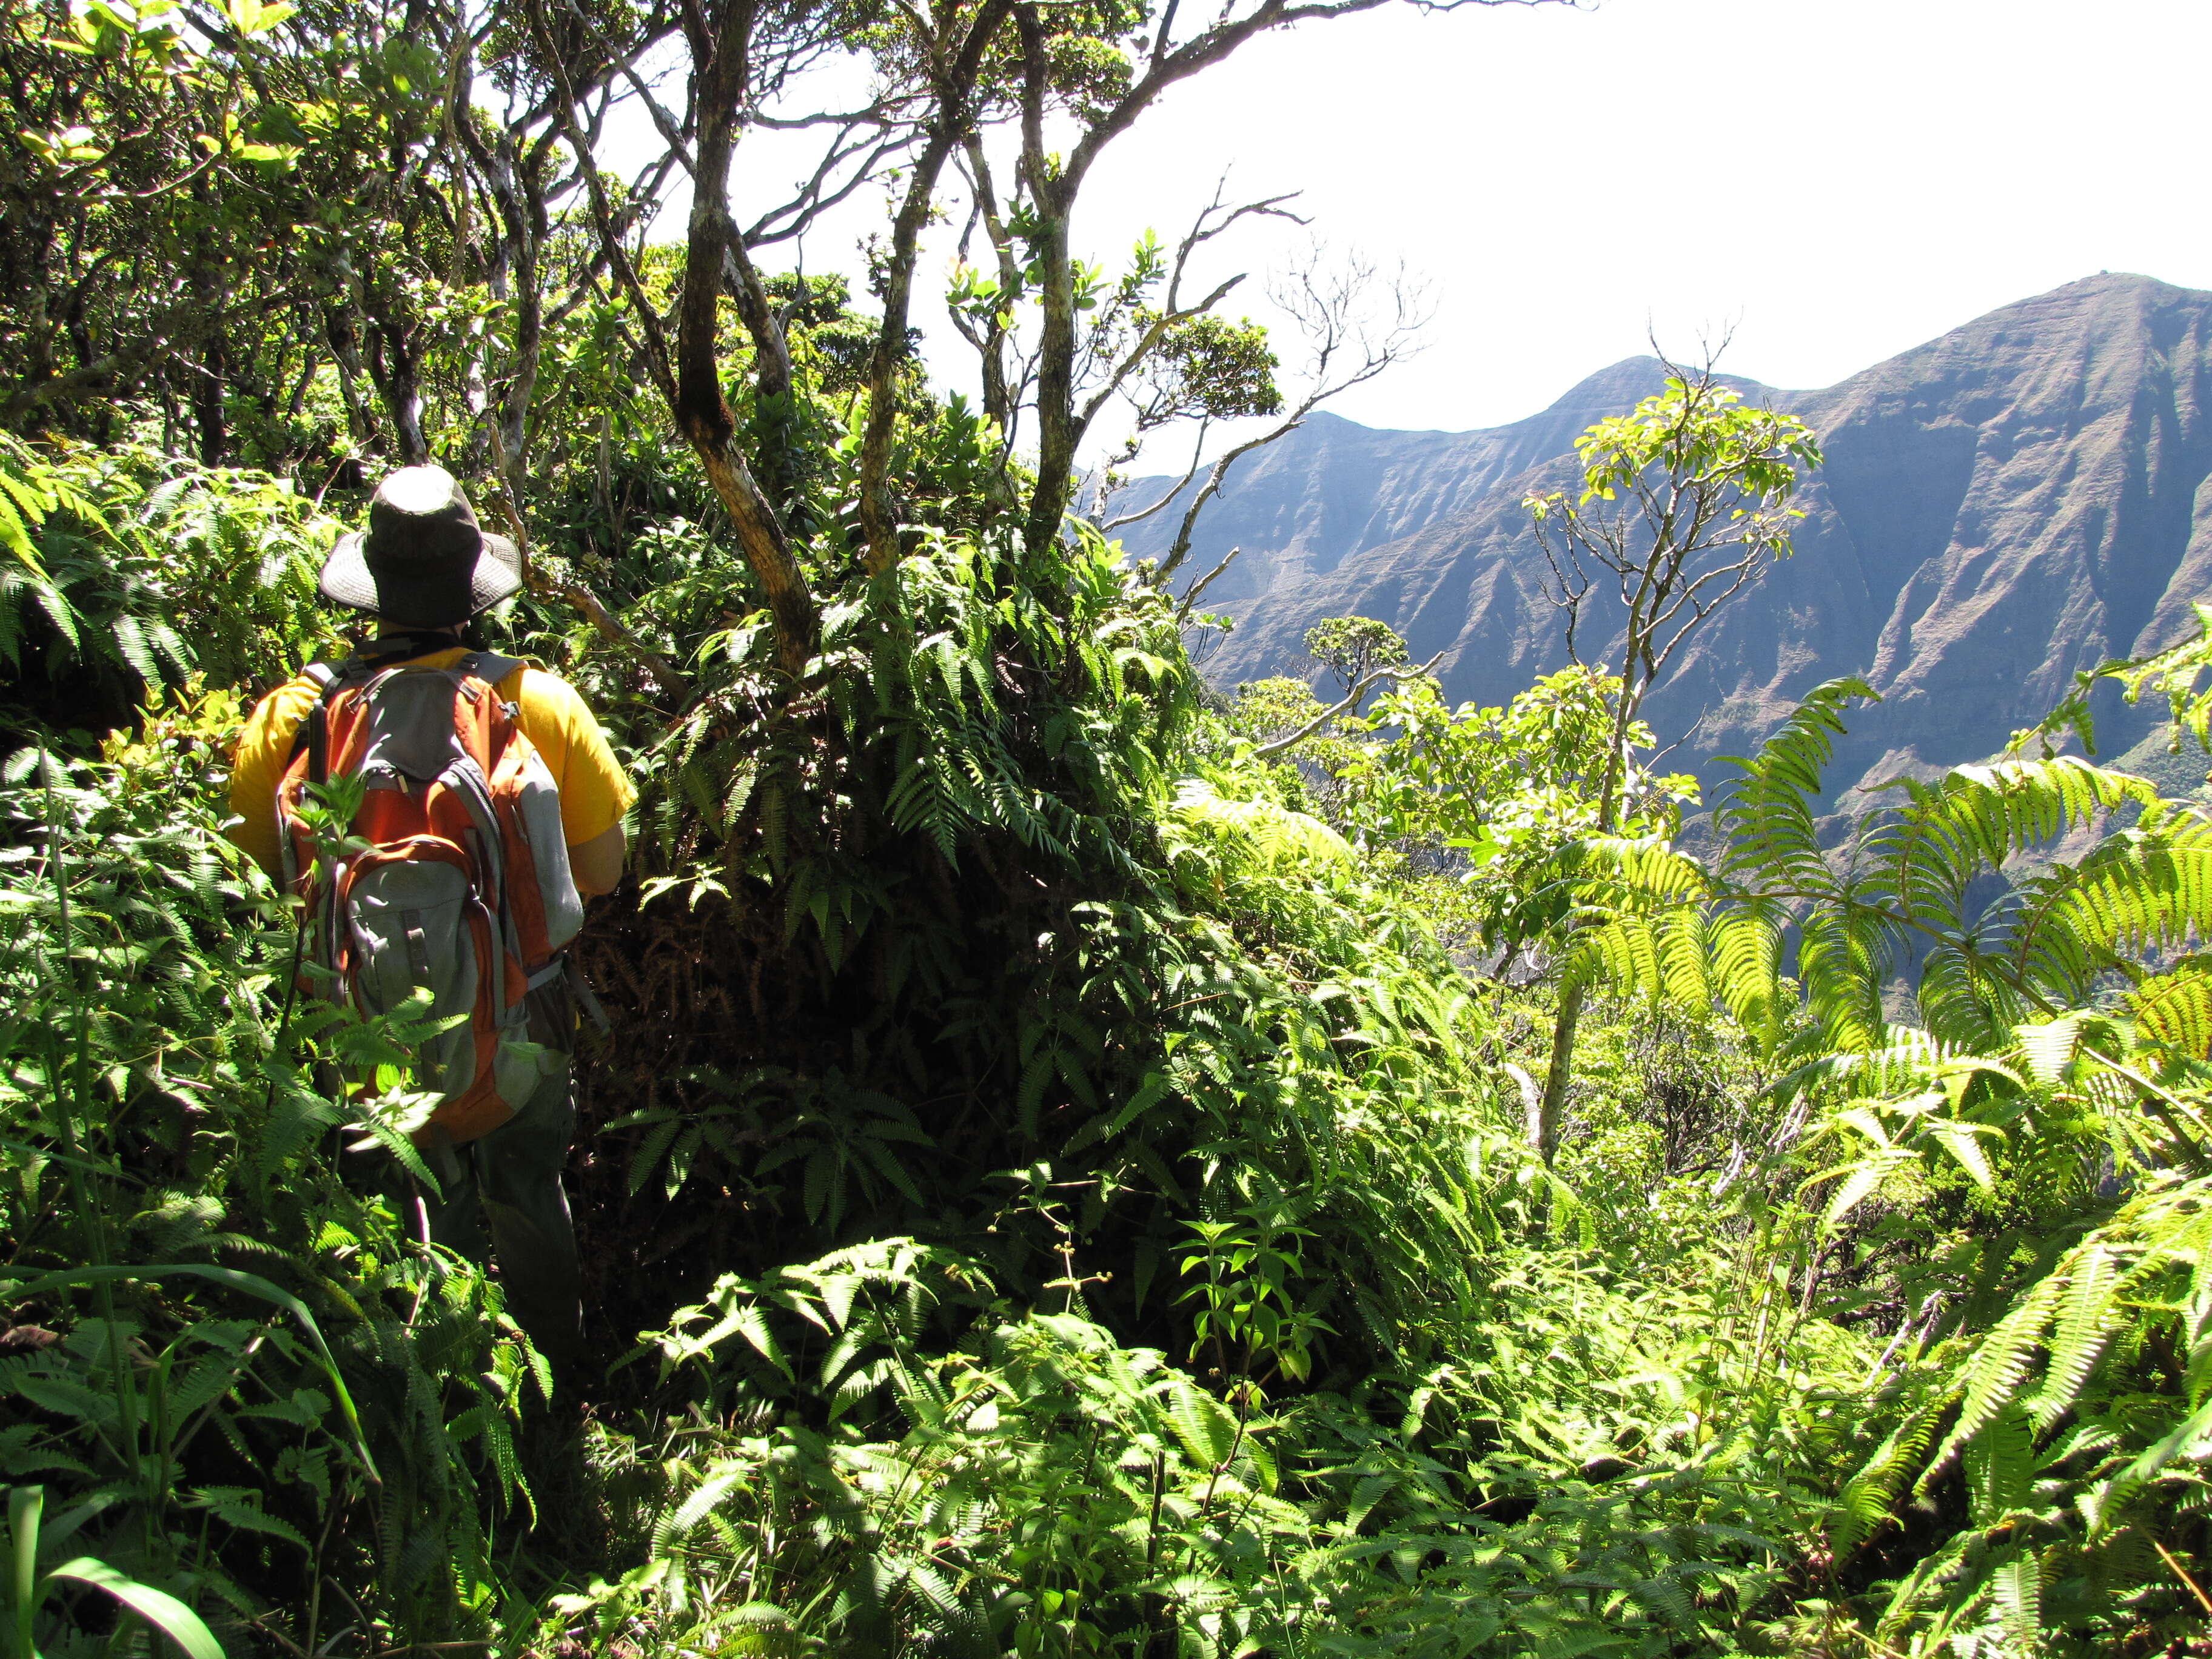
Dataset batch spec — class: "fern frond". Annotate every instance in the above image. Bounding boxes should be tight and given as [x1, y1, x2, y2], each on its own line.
[1770, 1027, 1954, 1107]
[1797, 908, 1887, 1053]
[1712, 676, 1875, 891]
[1168, 780, 1354, 875]
[2131, 959, 2212, 1060]
[1961, 1402, 2033, 1524]
[1706, 902, 1785, 1047]
[2031, 811, 2212, 987]
[1923, 1271, 2066, 1484]
[1836, 1394, 1949, 1552]
[2028, 1241, 2120, 1432]
[2012, 1014, 2085, 1085]
[1990, 1549, 2042, 1646]
[1915, 943, 2013, 1052]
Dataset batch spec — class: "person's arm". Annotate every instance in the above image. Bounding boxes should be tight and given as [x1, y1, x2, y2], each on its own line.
[569, 822, 626, 897]
[229, 680, 318, 878]
[515, 667, 635, 897]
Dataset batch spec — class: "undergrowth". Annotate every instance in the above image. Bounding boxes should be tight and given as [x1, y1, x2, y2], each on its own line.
[2, 392, 2209, 1658]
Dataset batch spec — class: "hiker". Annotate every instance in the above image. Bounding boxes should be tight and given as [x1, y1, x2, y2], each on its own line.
[228, 464, 633, 1372]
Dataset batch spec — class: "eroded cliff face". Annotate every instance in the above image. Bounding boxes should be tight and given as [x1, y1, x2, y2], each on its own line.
[1111, 357, 1686, 605]
[1139, 273, 2212, 799]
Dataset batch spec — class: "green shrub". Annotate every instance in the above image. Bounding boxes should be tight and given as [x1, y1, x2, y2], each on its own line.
[0, 688, 539, 1651]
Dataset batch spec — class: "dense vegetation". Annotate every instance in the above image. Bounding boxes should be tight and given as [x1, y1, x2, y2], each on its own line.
[5, 2, 2211, 1655]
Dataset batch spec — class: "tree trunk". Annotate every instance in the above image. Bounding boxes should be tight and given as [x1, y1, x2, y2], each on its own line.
[674, 0, 817, 675]
[189, 175, 228, 464]
[359, 281, 428, 466]
[857, 141, 953, 573]
[1533, 980, 1582, 1166]
[592, 411, 615, 544]
[1533, 669, 1641, 1164]
[860, 0, 1013, 574]
[724, 236, 800, 522]
[495, 138, 543, 482]
[324, 301, 374, 454]
[961, 136, 1019, 443]
[1017, 7, 1076, 558]
[513, 0, 814, 673]
[193, 332, 228, 466]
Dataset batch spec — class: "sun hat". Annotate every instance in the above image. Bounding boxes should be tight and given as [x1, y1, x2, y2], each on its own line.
[318, 465, 522, 624]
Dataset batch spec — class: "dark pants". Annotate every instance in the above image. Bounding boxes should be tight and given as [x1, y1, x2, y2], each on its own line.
[399, 989, 584, 1372]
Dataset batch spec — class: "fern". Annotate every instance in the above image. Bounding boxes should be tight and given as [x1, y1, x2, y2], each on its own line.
[2029, 1241, 2121, 1432]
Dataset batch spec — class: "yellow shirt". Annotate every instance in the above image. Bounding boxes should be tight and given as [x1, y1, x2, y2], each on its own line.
[228, 648, 636, 877]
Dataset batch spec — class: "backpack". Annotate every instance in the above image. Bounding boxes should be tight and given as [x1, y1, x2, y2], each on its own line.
[275, 650, 586, 1147]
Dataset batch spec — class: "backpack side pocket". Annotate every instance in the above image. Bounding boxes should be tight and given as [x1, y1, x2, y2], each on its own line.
[343, 851, 480, 1098]
[494, 739, 585, 958]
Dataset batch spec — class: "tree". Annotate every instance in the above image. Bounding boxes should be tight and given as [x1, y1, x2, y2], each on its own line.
[0, 0, 407, 456]
[1238, 617, 1440, 760]
[4, 0, 1537, 679]
[1521, 363, 1822, 1163]
[1302, 615, 1409, 699]
[1536, 654, 2212, 1640]
[1333, 665, 1697, 955]
[521, 0, 1524, 671]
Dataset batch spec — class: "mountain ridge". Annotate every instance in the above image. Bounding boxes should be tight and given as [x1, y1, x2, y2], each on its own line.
[1120, 273, 2212, 799]
[1114, 357, 1783, 607]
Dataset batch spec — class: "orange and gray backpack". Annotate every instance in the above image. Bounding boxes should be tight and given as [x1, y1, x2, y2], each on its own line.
[275, 649, 585, 1147]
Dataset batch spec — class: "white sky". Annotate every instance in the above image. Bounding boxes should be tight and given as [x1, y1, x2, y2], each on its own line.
[612, 0, 2212, 449]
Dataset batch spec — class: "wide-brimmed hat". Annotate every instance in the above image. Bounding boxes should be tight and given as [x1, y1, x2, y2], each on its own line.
[319, 465, 522, 624]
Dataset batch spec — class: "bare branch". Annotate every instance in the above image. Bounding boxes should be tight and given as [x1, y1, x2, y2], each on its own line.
[1253, 649, 1446, 757]
[743, 122, 913, 246]
[1104, 421, 1208, 532]
[1175, 542, 1242, 622]
[1165, 184, 1307, 316]
[1149, 246, 1427, 583]
[1064, 0, 1400, 198]
[1074, 270, 1242, 434]
[561, 0, 693, 174]
[1150, 423, 1284, 582]
[521, 0, 678, 408]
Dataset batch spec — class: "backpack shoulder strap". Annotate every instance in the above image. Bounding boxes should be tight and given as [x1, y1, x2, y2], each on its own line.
[456, 651, 526, 690]
[285, 660, 355, 779]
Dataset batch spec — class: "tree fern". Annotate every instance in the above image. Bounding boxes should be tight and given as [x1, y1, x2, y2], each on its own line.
[1490, 646, 2212, 1641]
[1167, 780, 1355, 877]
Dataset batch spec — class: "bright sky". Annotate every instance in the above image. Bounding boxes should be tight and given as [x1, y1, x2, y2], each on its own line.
[616, 0, 2212, 447]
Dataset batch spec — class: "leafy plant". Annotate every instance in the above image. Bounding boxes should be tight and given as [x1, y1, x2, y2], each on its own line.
[0, 434, 341, 740]
[5, 1485, 224, 1659]
[0, 686, 540, 1652]
[1507, 652, 2212, 1649]
[10, 7, 2212, 1643]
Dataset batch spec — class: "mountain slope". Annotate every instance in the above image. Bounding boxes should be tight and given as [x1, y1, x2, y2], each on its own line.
[1139, 273, 2212, 799]
[1110, 358, 1702, 605]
